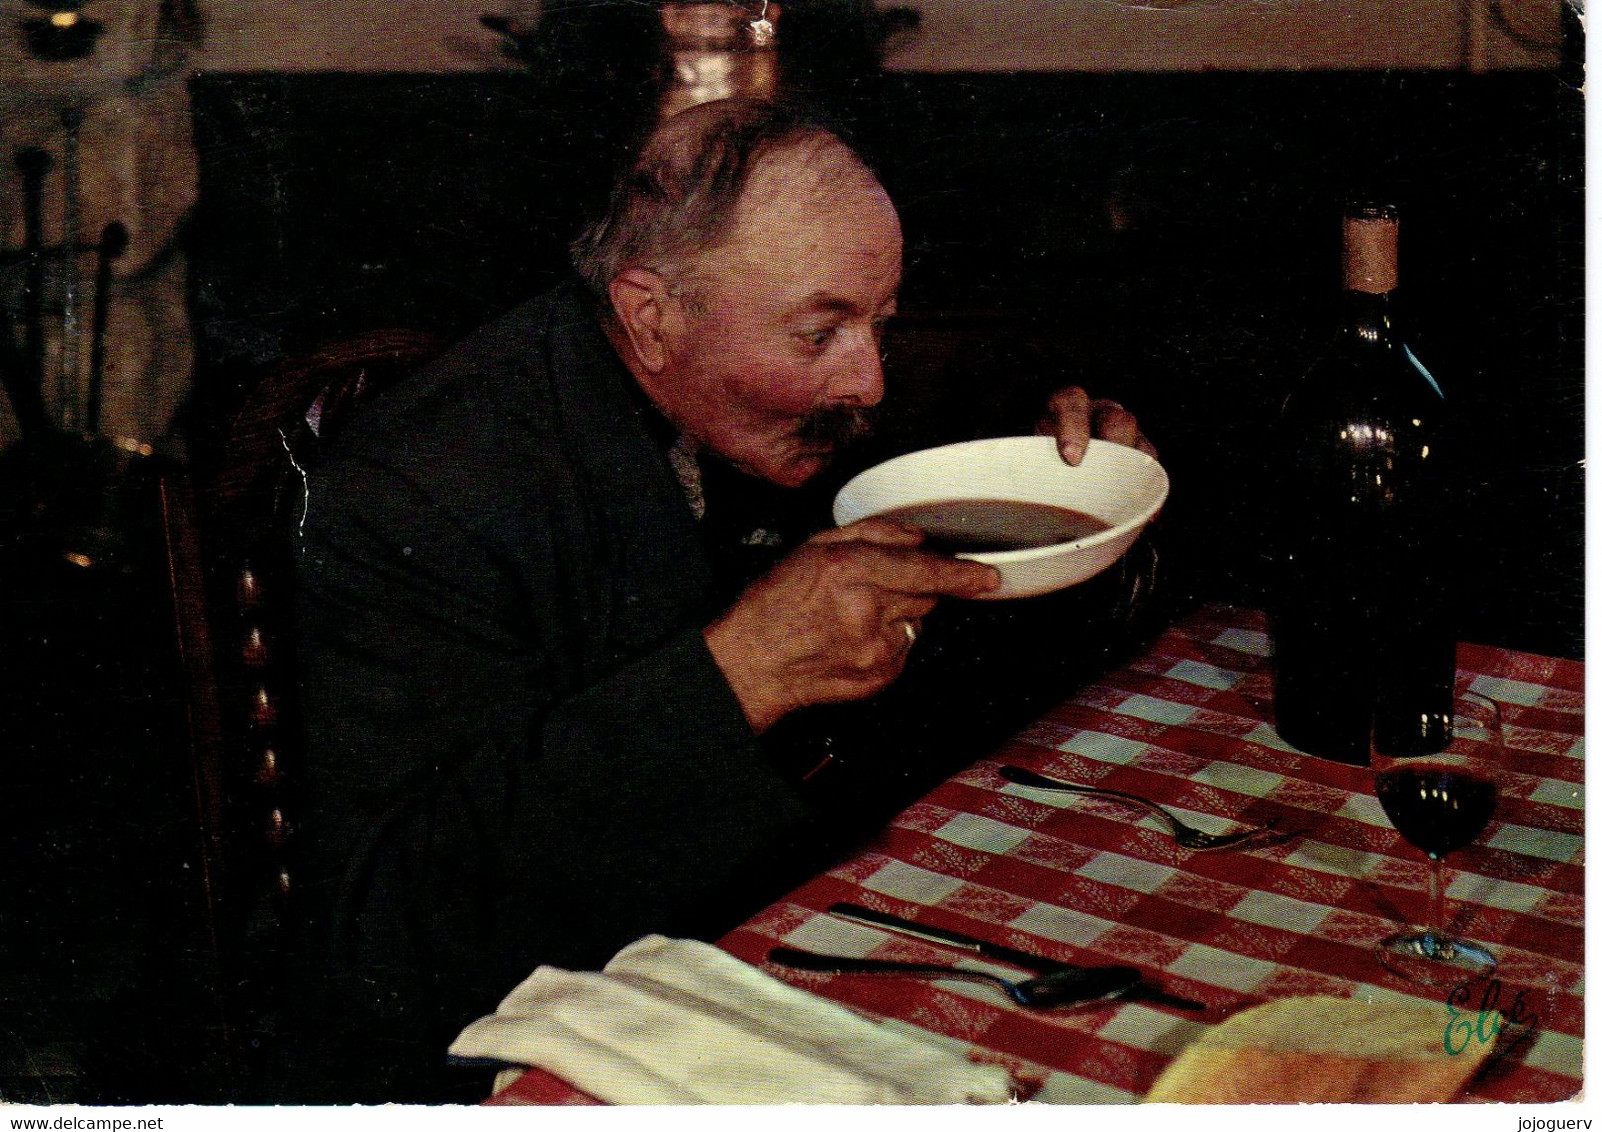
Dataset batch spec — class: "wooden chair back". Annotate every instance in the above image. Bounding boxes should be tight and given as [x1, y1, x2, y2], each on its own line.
[160, 329, 444, 1086]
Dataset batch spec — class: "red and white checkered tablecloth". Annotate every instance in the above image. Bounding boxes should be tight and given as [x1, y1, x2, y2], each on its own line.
[490, 605, 1584, 1106]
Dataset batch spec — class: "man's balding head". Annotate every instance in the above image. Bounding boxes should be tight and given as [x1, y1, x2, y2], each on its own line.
[571, 100, 878, 300]
[591, 100, 902, 489]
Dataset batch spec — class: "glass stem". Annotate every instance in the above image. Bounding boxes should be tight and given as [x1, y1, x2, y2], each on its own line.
[1426, 852, 1447, 953]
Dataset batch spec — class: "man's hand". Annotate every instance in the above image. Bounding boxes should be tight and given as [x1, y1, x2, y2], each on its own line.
[1037, 386, 1158, 466]
[703, 518, 1001, 733]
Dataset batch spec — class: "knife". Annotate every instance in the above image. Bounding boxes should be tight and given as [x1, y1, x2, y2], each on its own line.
[827, 902, 1102, 976]
[769, 946, 1139, 1008]
[827, 901, 1207, 1013]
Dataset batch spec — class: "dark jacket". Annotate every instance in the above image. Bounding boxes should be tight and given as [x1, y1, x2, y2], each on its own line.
[285, 280, 1154, 1101]
[288, 282, 839, 1100]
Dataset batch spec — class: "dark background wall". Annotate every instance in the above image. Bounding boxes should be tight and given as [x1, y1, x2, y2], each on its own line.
[184, 66, 1583, 659]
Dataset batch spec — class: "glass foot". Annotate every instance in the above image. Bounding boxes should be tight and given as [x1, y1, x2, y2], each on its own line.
[1377, 931, 1497, 986]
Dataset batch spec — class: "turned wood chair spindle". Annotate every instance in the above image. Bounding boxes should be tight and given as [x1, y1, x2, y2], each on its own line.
[161, 329, 443, 1085]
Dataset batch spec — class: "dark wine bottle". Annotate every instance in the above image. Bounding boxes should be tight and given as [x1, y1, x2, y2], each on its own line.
[1272, 204, 1456, 764]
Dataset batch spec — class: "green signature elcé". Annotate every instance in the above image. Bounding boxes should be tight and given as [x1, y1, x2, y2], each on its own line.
[1445, 977, 1539, 1056]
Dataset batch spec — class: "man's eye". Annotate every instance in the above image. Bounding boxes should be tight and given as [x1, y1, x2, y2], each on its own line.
[799, 327, 838, 349]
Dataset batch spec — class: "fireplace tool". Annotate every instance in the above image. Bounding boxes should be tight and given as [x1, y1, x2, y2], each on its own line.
[1, 113, 151, 574]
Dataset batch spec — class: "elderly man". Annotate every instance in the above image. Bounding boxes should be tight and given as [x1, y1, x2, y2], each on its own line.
[286, 99, 1151, 1101]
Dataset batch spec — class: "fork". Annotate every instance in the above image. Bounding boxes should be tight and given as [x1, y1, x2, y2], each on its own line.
[998, 765, 1278, 850]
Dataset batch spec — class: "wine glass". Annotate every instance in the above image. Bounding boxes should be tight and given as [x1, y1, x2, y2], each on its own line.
[1372, 691, 1503, 985]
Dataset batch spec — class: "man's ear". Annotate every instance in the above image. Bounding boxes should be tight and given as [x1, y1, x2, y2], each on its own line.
[609, 267, 677, 374]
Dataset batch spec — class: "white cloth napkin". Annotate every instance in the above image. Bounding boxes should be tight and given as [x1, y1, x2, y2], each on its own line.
[449, 934, 1015, 1105]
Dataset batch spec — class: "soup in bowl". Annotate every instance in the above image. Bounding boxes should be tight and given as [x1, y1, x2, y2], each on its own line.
[832, 436, 1169, 599]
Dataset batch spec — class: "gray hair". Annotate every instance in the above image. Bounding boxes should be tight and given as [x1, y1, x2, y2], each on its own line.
[570, 100, 862, 301]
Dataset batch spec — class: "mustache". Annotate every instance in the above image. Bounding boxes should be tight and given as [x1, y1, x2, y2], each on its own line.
[795, 402, 878, 450]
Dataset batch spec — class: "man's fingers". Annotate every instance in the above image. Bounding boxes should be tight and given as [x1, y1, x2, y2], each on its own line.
[806, 540, 997, 600]
[1094, 400, 1158, 460]
[1040, 388, 1157, 464]
[878, 594, 938, 624]
[1091, 398, 1142, 450]
[816, 540, 999, 596]
[872, 547, 1001, 597]
[818, 517, 927, 547]
[1039, 386, 1093, 466]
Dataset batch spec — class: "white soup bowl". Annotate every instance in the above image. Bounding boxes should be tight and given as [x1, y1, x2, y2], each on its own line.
[832, 436, 1169, 599]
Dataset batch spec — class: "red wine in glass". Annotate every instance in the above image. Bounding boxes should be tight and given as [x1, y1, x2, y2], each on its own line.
[1376, 766, 1497, 858]
[1373, 691, 1503, 984]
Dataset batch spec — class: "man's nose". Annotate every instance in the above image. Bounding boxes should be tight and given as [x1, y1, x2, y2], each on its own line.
[832, 331, 885, 407]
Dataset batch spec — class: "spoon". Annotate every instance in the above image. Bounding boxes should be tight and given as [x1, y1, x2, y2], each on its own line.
[768, 946, 1139, 1008]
